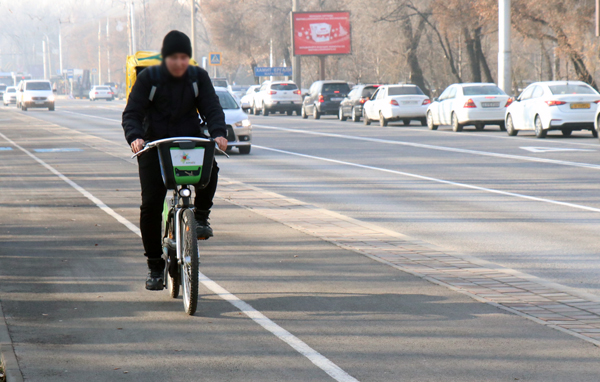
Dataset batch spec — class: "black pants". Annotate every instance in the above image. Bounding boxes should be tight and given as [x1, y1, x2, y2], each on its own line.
[138, 151, 219, 259]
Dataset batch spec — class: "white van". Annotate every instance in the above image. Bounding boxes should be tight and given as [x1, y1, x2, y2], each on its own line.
[17, 80, 55, 111]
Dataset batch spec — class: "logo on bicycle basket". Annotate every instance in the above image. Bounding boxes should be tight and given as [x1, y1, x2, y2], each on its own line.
[170, 148, 205, 166]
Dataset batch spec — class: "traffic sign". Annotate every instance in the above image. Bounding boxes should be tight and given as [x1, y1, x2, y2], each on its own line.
[66, 69, 74, 79]
[254, 67, 293, 77]
[92, 68, 97, 73]
[209, 52, 222, 66]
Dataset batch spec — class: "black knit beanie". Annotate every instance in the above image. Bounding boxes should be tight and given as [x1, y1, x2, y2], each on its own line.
[161, 30, 192, 58]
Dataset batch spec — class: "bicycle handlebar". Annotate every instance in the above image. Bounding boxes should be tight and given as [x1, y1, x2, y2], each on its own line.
[131, 137, 229, 159]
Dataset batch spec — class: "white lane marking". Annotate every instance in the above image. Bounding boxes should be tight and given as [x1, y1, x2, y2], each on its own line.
[254, 145, 600, 214]
[254, 115, 600, 148]
[254, 125, 600, 171]
[520, 146, 596, 153]
[59, 109, 121, 123]
[0, 132, 359, 382]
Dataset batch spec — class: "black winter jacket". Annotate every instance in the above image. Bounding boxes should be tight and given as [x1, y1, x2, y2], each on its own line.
[122, 63, 227, 145]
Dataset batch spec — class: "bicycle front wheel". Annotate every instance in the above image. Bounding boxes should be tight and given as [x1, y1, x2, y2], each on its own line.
[181, 209, 199, 315]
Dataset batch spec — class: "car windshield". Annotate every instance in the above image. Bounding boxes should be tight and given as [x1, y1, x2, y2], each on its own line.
[388, 86, 424, 95]
[96, 87, 110, 90]
[0, 85, 6, 91]
[212, 80, 228, 88]
[548, 84, 598, 95]
[462, 85, 505, 96]
[216, 91, 239, 109]
[7, 88, 15, 93]
[26, 82, 51, 91]
[322, 83, 350, 94]
[271, 83, 298, 91]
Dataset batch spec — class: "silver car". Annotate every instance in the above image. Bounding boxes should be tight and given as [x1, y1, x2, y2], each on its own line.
[202, 87, 252, 154]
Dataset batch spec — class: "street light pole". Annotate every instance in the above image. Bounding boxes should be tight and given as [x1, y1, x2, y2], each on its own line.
[42, 40, 48, 79]
[98, 21, 102, 85]
[58, 21, 63, 75]
[291, 0, 301, 88]
[106, 17, 111, 82]
[498, 0, 512, 95]
[190, 0, 196, 59]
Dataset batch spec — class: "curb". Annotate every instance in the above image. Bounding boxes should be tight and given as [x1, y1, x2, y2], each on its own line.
[0, 300, 23, 382]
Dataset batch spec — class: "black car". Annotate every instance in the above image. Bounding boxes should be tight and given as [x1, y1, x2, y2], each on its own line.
[338, 84, 380, 122]
[302, 81, 351, 119]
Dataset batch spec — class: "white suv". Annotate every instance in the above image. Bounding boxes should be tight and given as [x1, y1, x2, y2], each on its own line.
[252, 81, 302, 116]
[17, 80, 55, 111]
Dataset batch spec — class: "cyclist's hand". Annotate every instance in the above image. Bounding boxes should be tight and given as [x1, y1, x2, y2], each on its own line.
[131, 138, 145, 153]
[214, 136, 228, 152]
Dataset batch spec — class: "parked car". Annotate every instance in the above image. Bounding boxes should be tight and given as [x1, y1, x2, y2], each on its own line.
[17, 80, 55, 111]
[339, 84, 380, 122]
[302, 80, 351, 119]
[202, 87, 252, 154]
[507, 81, 600, 138]
[252, 81, 302, 116]
[211, 77, 231, 92]
[363, 84, 430, 127]
[89, 85, 115, 101]
[0, 84, 6, 100]
[3, 86, 17, 106]
[426, 83, 510, 132]
[240, 85, 260, 112]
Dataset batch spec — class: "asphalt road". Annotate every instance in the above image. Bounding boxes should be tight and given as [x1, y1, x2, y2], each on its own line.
[2, 99, 600, 381]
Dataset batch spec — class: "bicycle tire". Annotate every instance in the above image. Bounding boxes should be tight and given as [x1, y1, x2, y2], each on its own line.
[181, 209, 199, 315]
[166, 248, 180, 298]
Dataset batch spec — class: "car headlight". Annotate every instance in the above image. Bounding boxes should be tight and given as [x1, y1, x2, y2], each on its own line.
[47, 95, 55, 102]
[24, 95, 32, 101]
[234, 119, 251, 128]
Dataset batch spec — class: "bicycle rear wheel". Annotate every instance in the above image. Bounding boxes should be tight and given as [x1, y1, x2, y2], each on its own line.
[181, 209, 199, 315]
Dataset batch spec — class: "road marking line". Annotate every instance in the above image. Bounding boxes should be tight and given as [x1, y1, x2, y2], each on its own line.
[0, 131, 359, 382]
[59, 109, 121, 123]
[254, 124, 600, 170]
[33, 148, 83, 153]
[520, 146, 596, 153]
[254, 144, 600, 214]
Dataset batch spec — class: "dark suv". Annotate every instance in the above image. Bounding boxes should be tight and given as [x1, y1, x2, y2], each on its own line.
[338, 84, 380, 122]
[302, 81, 351, 119]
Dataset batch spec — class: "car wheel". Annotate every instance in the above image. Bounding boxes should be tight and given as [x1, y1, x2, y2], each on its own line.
[402, 119, 410, 126]
[239, 145, 251, 155]
[252, 103, 259, 115]
[561, 129, 572, 137]
[338, 107, 347, 121]
[49, 103, 55, 111]
[364, 110, 371, 126]
[262, 102, 269, 116]
[534, 115, 546, 138]
[451, 113, 463, 132]
[475, 123, 485, 131]
[498, 121, 507, 131]
[301, 106, 308, 119]
[313, 105, 320, 119]
[286, 110, 293, 116]
[379, 112, 388, 127]
[593, 128, 599, 138]
[351, 107, 360, 122]
[21, 103, 27, 111]
[419, 118, 427, 126]
[506, 114, 518, 136]
[427, 111, 438, 130]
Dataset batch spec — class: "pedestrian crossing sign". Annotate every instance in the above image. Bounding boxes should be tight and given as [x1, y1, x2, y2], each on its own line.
[209, 52, 222, 66]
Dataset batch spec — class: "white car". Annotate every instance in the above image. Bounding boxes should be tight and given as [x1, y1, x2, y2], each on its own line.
[363, 84, 430, 127]
[17, 80, 55, 111]
[506, 81, 600, 138]
[202, 87, 252, 154]
[252, 81, 302, 116]
[240, 85, 260, 112]
[3, 86, 17, 106]
[427, 83, 510, 132]
[89, 85, 115, 101]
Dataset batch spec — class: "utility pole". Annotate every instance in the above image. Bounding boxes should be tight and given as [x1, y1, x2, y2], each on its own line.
[42, 40, 48, 79]
[596, 0, 600, 36]
[130, 2, 137, 53]
[58, 20, 64, 74]
[98, 21, 102, 85]
[291, 0, 301, 87]
[498, 0, 512, 95]
[190, 0, 196, 59]
[106, 17, 111, 82]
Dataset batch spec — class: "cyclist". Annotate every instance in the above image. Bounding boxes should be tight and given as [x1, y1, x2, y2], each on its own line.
[122, 30, 228, 290]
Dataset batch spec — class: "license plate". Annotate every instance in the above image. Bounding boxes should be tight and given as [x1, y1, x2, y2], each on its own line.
[482, 102, 499, 108]
[331, 97, 342, 101]
[401, 101, 418, 105]
[571, 103, 590, 109]
[35, 101, 44, 104]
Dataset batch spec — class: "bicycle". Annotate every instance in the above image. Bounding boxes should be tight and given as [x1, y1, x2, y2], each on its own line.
[133, 137, 228, 315]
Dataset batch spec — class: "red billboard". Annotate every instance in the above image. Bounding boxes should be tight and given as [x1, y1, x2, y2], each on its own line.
[292, 11, 351, 56]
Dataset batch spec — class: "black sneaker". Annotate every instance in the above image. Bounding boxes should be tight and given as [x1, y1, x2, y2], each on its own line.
[195, 210, 213, 240]
[146, 258, 165, 291]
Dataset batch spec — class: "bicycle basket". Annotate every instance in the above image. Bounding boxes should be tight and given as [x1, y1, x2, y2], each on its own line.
[156, 139, 215, 189]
